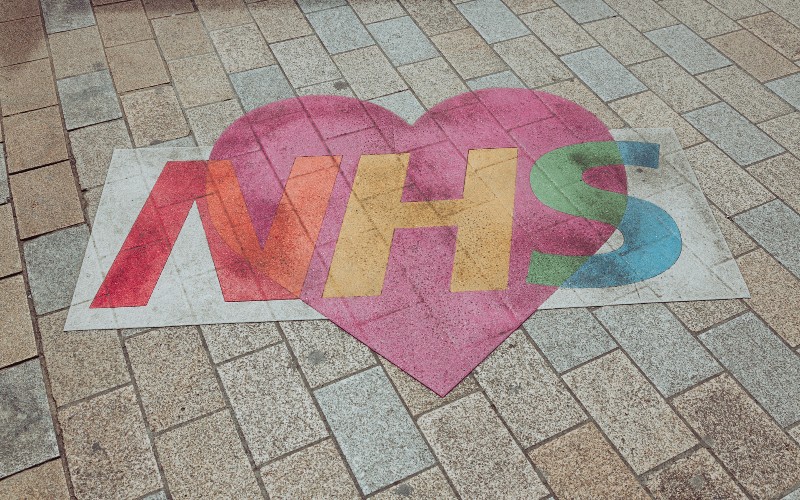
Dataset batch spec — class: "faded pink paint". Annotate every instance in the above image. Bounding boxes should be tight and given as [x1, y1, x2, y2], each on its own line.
[210, 89, 626, 395]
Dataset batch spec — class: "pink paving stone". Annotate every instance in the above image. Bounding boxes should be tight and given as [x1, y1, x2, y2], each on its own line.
[209, 89, 625, 395]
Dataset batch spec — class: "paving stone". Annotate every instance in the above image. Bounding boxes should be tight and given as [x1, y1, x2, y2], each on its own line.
[368, 16, 439, 67]
[195, 0, 252, 30]
[0, 204, 20, 277]
[370, 90, 426, 124]
[747, 153, 800, 212]
[106, 39, 170, 93]
[643, 448, 747, 499]
[218, 343, 327, 464]
[604, 0, 676, 31]
[349, 0, 405, 23]
[698, 66, 793, 124]
[260, 438, 360, 499]
[94, 0, 153, 47]
[314, 367, 434, 494]
[307, 6, 374, 54]
[10, 161, 84, 239]
[584, 16, 662, 66]
[333, 46, 407, 100]
[40, 0, 95, 33]
[59, 387, 160, 498]
[645, 24, 731, 75]
[281, 320, 375, 388]
[0, 17, 48, 68]
[735, 200, 800, 277]
[686, 103, 784, 166]
[298, 79, 355, 97]
[48, 26, 106, 79]
[211, 24, 274, 74]
[168, 53, 234, 108]
[126, 326, 225, 432]
[249, 0, 313, 43]
[371, 467, 457, 499]
[760, 112, 800, 157]
[707, 0, 769, 19]
[230, 65, 294, 112]
[674, 374, 800, 499]
[667, 299, 747, 332]
[630, 57, 717, 114]
[430, 28, 504, 80]
[661, 0, 738, 38]
[467, 69, 525, 90]
[684, 142, 774, 215]
[0, 151, 8, 204]
[540, 78, 625, 128]
[456, 0, 530, 44]
[398, 0, 469, 36]
[524, 308, 616, 372]
[155, 410, 262, 499]
[151, 13, 213, 61]
[69, 119, 132, 190]
[380, 359, 479, 416]
[149, 135, 196, 147]
[417, 392, 549, 498]
[57, 70, 122, 130]
[0, 275, 36, 369]
[494, 34, 571, 88]
[595, 304, 722, 396]
[22, 224, 88, 314]
[121, 86, 190, 146]
[740, 12, 800, 61]
[0, 0, 39, 22]
[295, 0, 346, 13]
[529, 422, 649, 499]
[0, 460, 70, 499]
[3, 106, 69, 173]
[0, 59, 58, 116]
[710, 30, 799, 83]
[563, 350, 696, 473]
[611, 91, 703, 148]
[142, 0, 194, 18]
[271, 35, 342, 87]
[767, 73, 800, 110]
[520, 7, 596, 56]
[561, 47, 645, 102]
[759, 0, 800, 28]
[553, 0, 615, 23]
[710, 204, 757, 256]
[0, 359, 59, 478]
[504, 0, 555, 14]
[142, 490, 168, 500]
[185, 99, 243, 146]
[398, 57, 468, 108]
[200, 322, 279, 363]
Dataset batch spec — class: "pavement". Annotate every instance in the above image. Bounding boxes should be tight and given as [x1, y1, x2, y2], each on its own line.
[1, 0, 800, 498]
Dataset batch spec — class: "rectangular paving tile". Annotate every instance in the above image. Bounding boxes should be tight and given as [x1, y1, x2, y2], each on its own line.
[168, 53, 234, 108]
[467, 69, 526, 90]
[735, 200, 800, 277]
[218, 343, 327, 464]
[0, 149, 8, 204]
[307, 6, 374, 54]
[660, 0, 738, 38]
[701, 313, 800, 427]
[230, 65, 294, 112]
[767, 73, 800, 110]
[456, 0, 530, 44]
[561, 47, 646, 102]
[595, 304, 721, 396]
[211, 24, 275, 74]
[106, 39, 170, 94]
[667, 299, 747, 333]
[740, 12, 800, 61]
[474, 330, 585, 447]
[630, 57, 718, 113]
[521, 7, 596, 56]
[398, 57, 468, 108]
[759, 112, 800, 157]
[69, 119, 133, 190]
[554, 0, 615, 23]
[249, 0, 313, 43]
[0, 0, 39, 23]
[645, 24, 731, 75]
[584, 16, 662, 66]
[698, 65, 794, 123]
[151, 12, 213, 60]
[0, 59, 59, 116]
[333, 46, 407, 100]
[368, 16, 439, 66]
[0, 16, 48, 68]
[370, 90, 426, 124]
[56, 70, 122, 130]
[747, 153, 800, 213]
[562, 350, 697, 473]
[684, 103, 784, 166]
[529, 423, 650, 499]
[0, 359, 58, 478]
[674, 374, 800, 499]
[94, 0, 153, 47]
[10, 161, 84, 239]
[432, 27, 507, 80]
[417, 392, 549, 498]
[380, 359, 479, 416]
[314, 366, 434, 495]
[707, 0, 769, 19]
[398, 0, 469, 36]
[604, 0, 676, 31]
[610, 91, 703, 148]
[0, 207, 21, 279]
[200, 322, 281, 364]
[271, 35, 342, 88]
[350, 0, 406, 24]
[0, 460, 70, 499]
[372, 466, 456, 499]
[493, 34, 572, 88]
[194, 0, 252, 30]
[710, 29, 799, 82]
[41, 0, 95, 33]
[49, 25, 106, 79]
[540, 78, 625, 128]
[643, 448, 747, 499]
[524, 308, 616, 372]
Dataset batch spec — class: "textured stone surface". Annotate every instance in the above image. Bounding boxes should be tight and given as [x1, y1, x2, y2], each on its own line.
[610, 91, 703, 147]
[0, 204, 21, 277]
[333, 46, 407, 100]
[307, 6, 373, 54]
[398, 57, 468, 108]
[521, 7, 595, 57]
[370, 90, 426, 124]
[4, 106, 68, 174]
[759, 112, 800, 158]
[646, 24, 731, 75]
[120, 86, 190, 146]
[10, 161, 84, 239]
[524, 308, 616, 372]
[710, 29, 799, 82]
[371, 467, 456, 499]
[767, 73, 800, 110]
[69, 119, 132, 189]
[735, 200, 800, 277]
[0, 460, 70, 499]
[368, 16, 439, 66]
[380, 359, 479, 416]
[747, 153, 800, 213]
[94, 0, 153, 47]
[230, 65, 294, 111]
[168, 53, 234, 109]
[249, 0, 313, 43]
[210, 23, 275, 74]
[398, 0, 469, 36]
[41, 0, 95, 33]
[554, 0, 615, 23]
[151, 13, 213, 60]
[56, 70, 122, 130]
[630, 56, 718, 113]
[661, 0, 738, 38]
[0, 59, 59, 116]
[667, 299, 746, 332]
[456, 0, 530, 44]
[0, 276, 35, 370]
[0, 17, 48, 68]
[643, 448, 746, 499]
[698, 65, 794, 123]
[584, 16, 662, 65]
[271, 35, 341, 88]
[493, 34, 571, 87]
[185, 99, 243, 147]
[561, 47, 646, 101]
[106, 39, 169, 93]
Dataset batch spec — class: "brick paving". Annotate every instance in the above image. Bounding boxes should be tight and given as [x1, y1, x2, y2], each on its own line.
[0, 0, 799, 498]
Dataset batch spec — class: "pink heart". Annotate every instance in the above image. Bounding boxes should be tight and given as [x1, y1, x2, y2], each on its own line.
[210, 89, 626, 396]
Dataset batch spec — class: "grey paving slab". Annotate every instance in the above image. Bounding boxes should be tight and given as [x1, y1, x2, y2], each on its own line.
[41, 0, 95, 34]
[595, 304, 722, 397]
[307, 6, 374, 54]
[734, 200, 800, 278]
[56, 70, 122, 130]
[23, 224, 89, 315]
[367, 16, 439, 66]
[0, 148, 8, 204]
[456, 0, 530, 44]
[467, 70, 525, 90]
[767, 73, 800, 110]
[684, 102, 784, 166]
[554, 0, 616, 23]
[0, 359, 59, 478]
[561, 47, 646, 101]
[524, 308, 617, 373]
[314, 366, 435, 495]
[295, 0, 347, 13]
[141, 491, 168, 500]
[370, 90, 426, 124]
[230, 66, 294, 112]
[645, 24, 731, 75]
[270, 35, 342, 88]
[700, 313, 800, 427]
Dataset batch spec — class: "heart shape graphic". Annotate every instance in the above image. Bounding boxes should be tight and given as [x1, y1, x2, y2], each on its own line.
[209, 89, 626, 395]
